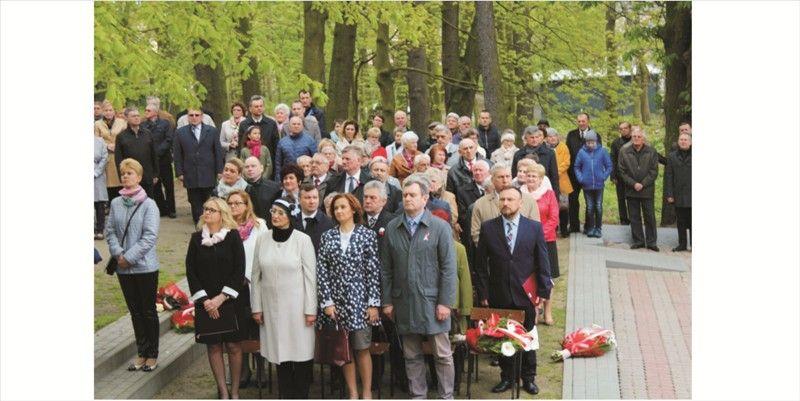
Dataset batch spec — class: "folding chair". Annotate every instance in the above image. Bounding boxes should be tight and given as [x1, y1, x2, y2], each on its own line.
[465, 307, 526, 399]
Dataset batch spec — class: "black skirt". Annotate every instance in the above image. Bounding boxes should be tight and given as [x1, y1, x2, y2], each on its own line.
[547, 241, 560, 279]
[195, 285, 250, 345]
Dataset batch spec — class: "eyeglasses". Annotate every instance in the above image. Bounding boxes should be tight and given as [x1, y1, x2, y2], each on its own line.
[188, 113, 201, 117]
[269, 208, 287, 216]
[203, 207, 220, 214]
[228, 201, 246, 207]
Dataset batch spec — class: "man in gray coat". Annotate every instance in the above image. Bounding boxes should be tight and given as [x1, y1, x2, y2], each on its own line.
[381, 173, 457, 399]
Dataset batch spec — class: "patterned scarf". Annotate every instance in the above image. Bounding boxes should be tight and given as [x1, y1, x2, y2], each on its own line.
[201, 225, 230, 247]
[246, 139, 262, 158]
[237, 219, 255, 241]
[119, 186, 147, 207]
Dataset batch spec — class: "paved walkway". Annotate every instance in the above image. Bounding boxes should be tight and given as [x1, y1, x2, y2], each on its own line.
[563, 225, 691, 399]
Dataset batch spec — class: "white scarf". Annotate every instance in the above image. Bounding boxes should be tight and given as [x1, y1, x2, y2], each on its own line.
[526, 176, 553, 201]
[201, 226, 230, 247]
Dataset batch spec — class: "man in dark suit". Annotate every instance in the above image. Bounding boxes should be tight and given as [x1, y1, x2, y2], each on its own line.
[243, 156, 281, 224]
[143, 101, 176, 218]
[328, 146, 372, 196]
[367, 157, 403, 213]
[475, 186, 553, 395]
[238, 95, 280, 166]
[566, 113, 602, 233]
[173, 107, 225, 224]
[292, 183, 334, 252]
[453, 159, 490, 248]
[116, 106, 159, 197]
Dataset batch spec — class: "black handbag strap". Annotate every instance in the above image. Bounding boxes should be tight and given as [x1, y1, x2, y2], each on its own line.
[119, 202, 144, 248]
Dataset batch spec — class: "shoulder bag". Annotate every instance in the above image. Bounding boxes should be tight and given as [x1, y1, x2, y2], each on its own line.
[105, 202, 144, 275]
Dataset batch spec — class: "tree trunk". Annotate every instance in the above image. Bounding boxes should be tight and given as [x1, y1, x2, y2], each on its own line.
[660, 1, 691, 226]
[604, 2, 619, 133]
[512, 22, 532, 137]
[442, 5, 479, 117]
[302, 2, 327, 90]
[194, 39, 228, 123]
[407, 45, 431, 145]
[475, 1, 507, 129]
[327, 20, 357, 126]
[375, 22, 396, 132]
[637, 57, 651, 124]
[238, 17, 262, 101]
[352, 47, 368, 122]
[428, 49, 443, 123]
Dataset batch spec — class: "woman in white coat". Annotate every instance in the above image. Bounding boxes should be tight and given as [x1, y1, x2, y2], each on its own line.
[250, 199, 317, 399]
[226, 190, 268, 388]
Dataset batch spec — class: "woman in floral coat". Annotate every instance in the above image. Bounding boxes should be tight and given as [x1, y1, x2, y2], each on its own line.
[317, 193, 381, 399]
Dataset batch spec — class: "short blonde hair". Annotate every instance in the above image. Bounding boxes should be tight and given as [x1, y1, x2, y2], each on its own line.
[525, 162, 546, 178]
[197, 197, 238, 231]
[119, 158, 143, 177]
[516, 158, 536, 172]
[317, 138, 337, 153]
[366, 127, 381, 139]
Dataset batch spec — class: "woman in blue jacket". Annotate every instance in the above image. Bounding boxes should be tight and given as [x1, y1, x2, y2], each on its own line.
[573, 131, 612, 238]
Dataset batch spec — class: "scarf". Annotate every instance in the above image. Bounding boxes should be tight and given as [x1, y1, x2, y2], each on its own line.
[272, 225, 294, 243]
[237, 219, 256, 241]
[201, 225, 230, 247]
[119, 186, 147, 207]
[246, 139, 262, 158]
[403, 151, 415, 169]
[527, 176, 553, 201]
[216, 177, 249, 199]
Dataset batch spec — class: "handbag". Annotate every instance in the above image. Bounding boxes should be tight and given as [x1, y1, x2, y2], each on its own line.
[369, 324, 390, 355]
[314, 321, 352, 366]
[194, 301, 240, 340]
[105, 202, 144, 275]
[558, 193, 569, 210]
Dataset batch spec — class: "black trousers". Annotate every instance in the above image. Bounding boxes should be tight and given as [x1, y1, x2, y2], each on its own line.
[568, 186, 583, 232]
[627, 197, 657, 247]
[152, 159, 176, 215]
[140, 181, 154, 200]
[559, 204, 570, 236]
[94, 201, 106, 233]
[276, 360, 313, 399]
[615, 180, 630, 224]
[676, 207, 692, 247]
[496, 303, 536, 381]
[118, 271, 159, 358]
[187, 187, 214, 224]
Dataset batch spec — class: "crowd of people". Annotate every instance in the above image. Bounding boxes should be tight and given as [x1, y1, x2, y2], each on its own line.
[95, 90, 692, 399]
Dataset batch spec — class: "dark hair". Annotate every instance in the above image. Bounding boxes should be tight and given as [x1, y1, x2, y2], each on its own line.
[619, 121, 632, 129]
[329, 193, 363, 225]
[249, 95, 264, 106]
[479, 110, 491, 116]
[577, 112, 590, 120]
[244, 125, 262, 140]
[372, 113, 384, 123]
[231, 102, 246, 113]
[499, 186, 523, 197]
[298, 89, 311, 96]
[334, 118, 345, 125]
[679, 120, 692, 127]
[299, 182, 318, 195]
[343, 120, 359, 139]
[537, 119, 550, 126]
[281, 163, 305, 183]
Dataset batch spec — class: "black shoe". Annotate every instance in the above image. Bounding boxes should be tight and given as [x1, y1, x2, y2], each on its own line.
[630, 243, 645, 249]
[647, 245, 660, 252]
[491, 379, 513, 393]
[672, 246, 687, 252]
[490, 357, 500, 366]
[522, 380, 540, 395]
[168, 212, 177, 219]
[239, 370, 252, 388]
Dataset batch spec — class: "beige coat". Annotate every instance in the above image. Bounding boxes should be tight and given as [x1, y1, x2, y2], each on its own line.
[95, 118, 127, 187]
[470, 191, 541, 245]
[250, 230, 317, 363]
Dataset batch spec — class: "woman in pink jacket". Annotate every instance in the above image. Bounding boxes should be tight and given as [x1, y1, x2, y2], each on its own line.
[522, 163, 560, 326]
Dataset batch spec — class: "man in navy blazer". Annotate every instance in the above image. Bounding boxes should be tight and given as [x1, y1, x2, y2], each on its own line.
[475, 186, 553, 395]
[291, 182, 334, 253]
[173, 107, 225, 224]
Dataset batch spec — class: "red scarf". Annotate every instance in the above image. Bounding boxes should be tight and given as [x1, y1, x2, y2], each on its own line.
[237, 219, 256, 241]
[403, 151, 415, 169]
[246, 139, 262, 158]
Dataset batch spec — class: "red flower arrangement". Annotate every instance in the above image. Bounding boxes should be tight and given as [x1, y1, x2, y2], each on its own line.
[551, 324, 616, 361]
[156, 282, 189, 311]
[171, 305, 195, 333]
[465, 313, 539, 356]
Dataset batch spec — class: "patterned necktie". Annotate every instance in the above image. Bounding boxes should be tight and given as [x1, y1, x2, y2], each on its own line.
[314, 177, 320, 188]
[408, 219, 418, 236]
[368, 216, 377, 228]
[506, 221, 514, 252]
[347, 176, 356, 193]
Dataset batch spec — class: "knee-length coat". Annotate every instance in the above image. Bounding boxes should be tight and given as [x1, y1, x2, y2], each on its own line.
[316, 225, 381, 331]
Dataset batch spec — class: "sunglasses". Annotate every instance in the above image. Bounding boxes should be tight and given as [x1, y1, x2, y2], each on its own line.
[188, 113, 201, 117]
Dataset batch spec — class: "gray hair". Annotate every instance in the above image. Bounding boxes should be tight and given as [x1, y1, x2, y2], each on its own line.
[545, 127, 559, 137]
[459, 138, 476, 150]
[342, 145, 363, 158]
[146, 96, 161, 108]
[403, 173, 431, 197]
[473, 159, 490, 171]
[289, 115, 304, 124]
[414, 153, 431, 165]
[401, 131, 419, 146]
[274, 103, 290, 115]
[425, 168, 445, 184]
[123, 106, 139, 117]
[458, 116, 471, 124]
[446, 112, 459, 121]
[432, 124, 449, 136]
[363, 180, 388, 200]
[490, 163, 511, 177]
[523, 125, 543, 137]
[369, 156, 389, 169]
[249, 95, 265, 106]
[145, 102, 160, 113]
[632, 126, 647, 139]
[296, 155, 312, 164]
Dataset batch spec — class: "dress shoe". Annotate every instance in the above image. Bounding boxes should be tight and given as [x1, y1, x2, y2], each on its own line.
[630, 243, 645, 249]
[522, 380, 540, 395]
[142, 359, 158, 372]
[127, 357, 146, 371]
[168, 212, 177, 219]
[647, 245, 660, 252]
[672, 246, 687, 252]
[491, 379, 513, 393]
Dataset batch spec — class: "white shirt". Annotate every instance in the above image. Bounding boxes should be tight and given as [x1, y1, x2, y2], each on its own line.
[345, 172, 360, 192]
[338, 227, 354, 252]
[301, 211, 318, 229]
[192, 124, 202, 141]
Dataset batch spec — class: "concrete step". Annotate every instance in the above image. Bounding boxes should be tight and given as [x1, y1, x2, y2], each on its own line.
[94, 329, 206, 399]
[94, 278, 191, 382]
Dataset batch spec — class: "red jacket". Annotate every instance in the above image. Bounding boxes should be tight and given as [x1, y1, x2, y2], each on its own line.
[535, 189, 559, 242]
[371, 146, 387, 159]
